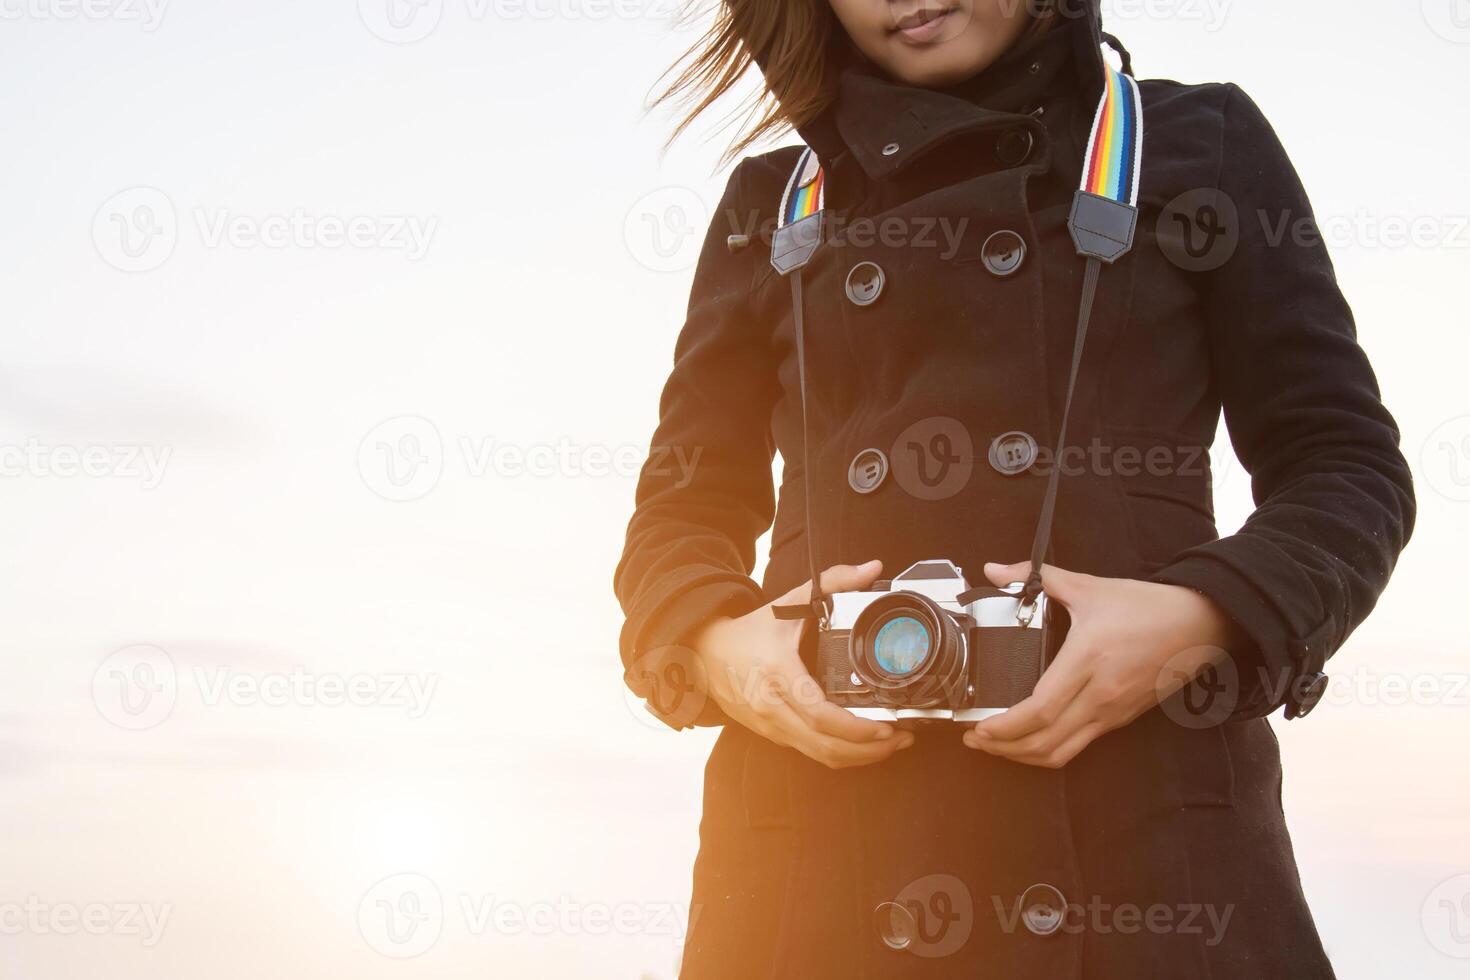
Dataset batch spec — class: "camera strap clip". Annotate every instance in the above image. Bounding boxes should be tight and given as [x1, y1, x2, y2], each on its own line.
[771, 147, 825, 274]
[1068, 58, 1143, 262]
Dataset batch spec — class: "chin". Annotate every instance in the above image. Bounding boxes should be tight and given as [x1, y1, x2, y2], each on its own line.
[885, 51, 991, 88]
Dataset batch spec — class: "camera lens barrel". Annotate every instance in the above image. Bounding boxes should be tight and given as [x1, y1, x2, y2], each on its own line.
[848, 591, 967, 707]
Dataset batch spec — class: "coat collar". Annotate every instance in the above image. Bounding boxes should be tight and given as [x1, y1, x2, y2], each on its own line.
[795, 5, 1114, 184]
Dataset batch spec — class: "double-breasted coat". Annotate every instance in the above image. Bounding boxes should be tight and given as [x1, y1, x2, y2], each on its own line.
[615, 5, 1415, 977]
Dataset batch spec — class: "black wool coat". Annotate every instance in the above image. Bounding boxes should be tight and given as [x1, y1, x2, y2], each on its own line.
[615, 7, 1414, 978]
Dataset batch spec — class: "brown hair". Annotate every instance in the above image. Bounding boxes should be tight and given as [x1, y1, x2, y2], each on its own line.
[652, 0, 843, 164]
[653, 0, 1057, 164]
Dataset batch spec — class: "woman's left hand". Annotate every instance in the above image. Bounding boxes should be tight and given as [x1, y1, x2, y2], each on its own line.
[962, 561, 1245, 768]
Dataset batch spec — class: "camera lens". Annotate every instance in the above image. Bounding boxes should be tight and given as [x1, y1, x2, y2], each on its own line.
[872, 615, 930, 676]
[850, 592, 966, 707]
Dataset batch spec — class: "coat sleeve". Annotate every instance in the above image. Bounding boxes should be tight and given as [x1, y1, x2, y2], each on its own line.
[1150, 84, 1416, 719]
[613, 159, 782, 728]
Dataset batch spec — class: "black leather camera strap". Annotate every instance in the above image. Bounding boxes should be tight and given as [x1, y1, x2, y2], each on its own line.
[1018, 255, 1099, 613]
[766, 147, 832, 623]
[1019, 52, 1143, 612]
[787, 269, 829, 624]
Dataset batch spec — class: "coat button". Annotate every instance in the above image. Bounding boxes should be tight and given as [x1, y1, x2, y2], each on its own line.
[848, 448, 889, 494]
[845, 261, 885, 307]
[882, 142, 901, 156]
[1019, 883, 1066, 937]
[1286, 670, 1329, 719]
[873, 900, 916, 950]
[988, 431, 1038, 475]
[982, 230, 1027, 277]
[996, 129, 1034, 166]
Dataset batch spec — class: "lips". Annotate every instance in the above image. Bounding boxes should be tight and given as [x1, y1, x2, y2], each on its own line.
[892, 5, 956, 44]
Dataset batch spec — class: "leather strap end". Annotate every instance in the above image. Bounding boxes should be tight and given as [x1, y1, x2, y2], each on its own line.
[1068, 190, 1137, 263]
[1021, 569, 1045, 606]
[957, 586, 1013, 605]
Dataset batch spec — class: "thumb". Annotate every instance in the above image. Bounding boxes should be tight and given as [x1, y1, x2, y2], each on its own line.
[778, 560, 883, 606]
[983, 560, 1032, 589]
[983, 560, 1080, 604]
[818, 559, 884, 597]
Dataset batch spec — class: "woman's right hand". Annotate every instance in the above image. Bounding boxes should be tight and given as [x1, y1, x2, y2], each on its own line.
[690, 560, 915, 769]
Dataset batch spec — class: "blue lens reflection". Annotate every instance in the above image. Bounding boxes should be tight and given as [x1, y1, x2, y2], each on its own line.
[873, 616, 930, 676]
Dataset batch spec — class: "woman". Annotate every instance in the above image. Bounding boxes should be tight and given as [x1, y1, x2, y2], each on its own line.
[615, 1, 1414, 976]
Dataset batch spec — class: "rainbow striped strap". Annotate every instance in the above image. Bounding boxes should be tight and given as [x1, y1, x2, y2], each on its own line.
[1081, 62, 1143, 207]
[1069, 51, 1144, 262]
[779, 147, 825, 228]
[771, 147, 826, 275]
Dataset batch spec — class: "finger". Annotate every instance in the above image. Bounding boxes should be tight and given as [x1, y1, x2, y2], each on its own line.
[966, 678, 1097, 759]
[775, 559, 884, 607]
[1042, 721, 1107, 768]
[981, 561, 1085, 605]
[729, 702, 791, 748]
[761, 697, 915, 769]
[726, 676, 810, 740]
[801, 729, 916, 769]
[782, 669, 896, 742]
[977, 719, 1107, 770]
[968, 639, 1092, 742]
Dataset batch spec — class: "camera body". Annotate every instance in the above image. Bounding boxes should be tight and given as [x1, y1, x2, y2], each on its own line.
[814, 560, 1064, 726]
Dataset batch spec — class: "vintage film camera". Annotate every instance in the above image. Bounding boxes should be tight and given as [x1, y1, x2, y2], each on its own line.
[814, 560, 1065, 726]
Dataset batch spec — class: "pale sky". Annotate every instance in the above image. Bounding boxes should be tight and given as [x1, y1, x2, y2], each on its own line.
[0, 1, 1467, 977]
